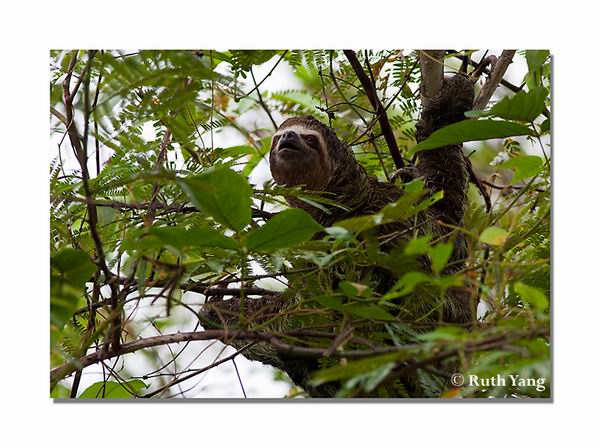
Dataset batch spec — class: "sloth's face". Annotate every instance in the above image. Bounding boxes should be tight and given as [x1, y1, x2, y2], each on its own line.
[269, 124, 333, 190]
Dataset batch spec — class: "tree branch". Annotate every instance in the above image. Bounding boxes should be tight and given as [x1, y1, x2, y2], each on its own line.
[343, 50, 404, 170]
[50, 326, 548, 390]
[62, 51, 121, 351]
[203, 287, 272, 297]
[53, 195, 275, 221]
[450, 51, 550, 118]
[473, 50, 517, 110]
[62, 52, 111, 280]
[469, 50, 517, 211]
[418, 50, 445, 107]
[50, 329, 396, 387]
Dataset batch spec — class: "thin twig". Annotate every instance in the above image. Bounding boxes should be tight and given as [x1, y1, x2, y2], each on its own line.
[232, 358, 247, 398]
[141, 343, 256, 398]
[250, 67, 277, 129]
[482, 180, 546, 193]
[236, 51, 288, 100]
[91, 51, 104, 176]
[467, 157, 492, 213]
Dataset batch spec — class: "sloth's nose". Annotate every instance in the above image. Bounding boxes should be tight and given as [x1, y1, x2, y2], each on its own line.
[279, 131, 300, 149]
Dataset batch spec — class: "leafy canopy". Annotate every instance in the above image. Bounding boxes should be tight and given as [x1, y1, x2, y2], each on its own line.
[50, 49, 551, 399]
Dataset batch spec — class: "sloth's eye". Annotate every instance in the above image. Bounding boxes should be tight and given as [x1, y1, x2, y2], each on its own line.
[304, 135, 317, 145]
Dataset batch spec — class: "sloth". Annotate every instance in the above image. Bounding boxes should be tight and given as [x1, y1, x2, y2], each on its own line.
[269, 117, 402, 227]
[201, 73, 476, 397]
[270, 74, 473, 233]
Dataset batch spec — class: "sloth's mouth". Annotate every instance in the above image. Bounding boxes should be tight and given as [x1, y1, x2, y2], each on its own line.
[278, 143, 302, 153]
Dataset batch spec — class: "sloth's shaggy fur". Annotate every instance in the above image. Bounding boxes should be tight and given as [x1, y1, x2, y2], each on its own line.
[201, 74, 476, 397]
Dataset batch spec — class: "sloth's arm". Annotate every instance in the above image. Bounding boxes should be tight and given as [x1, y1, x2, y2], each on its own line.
[414, 74, 474, 228]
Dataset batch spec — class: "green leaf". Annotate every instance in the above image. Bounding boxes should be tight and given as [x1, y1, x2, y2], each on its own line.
[501, 155, 544, 184]
[246, 208, 322, 252]
[526, 50, 550, 73]
[410, 119, 533, 154]
[386, 272, 431, 298]
[472, 87, 548, 122]
[514, 282, 549, 310]
[335, 213, 383, 235]
[314, 295, 395, 321]
[97, 206, 116, 226]
[243, 137, 271, 177]
[524, 50, 550, 89]
[404, 235, 432, 255]
[146, 226, 237, 251]
[50, 384, 71, 398]
[336, 180, 433, 234]
[50, 280, 83, 332]
[362, 363, 396, 392]
[313, 295, 345, 312]
[51, 249, 96, 286]
[271, 91, 325, 118]
[51, 249, 96, 333]
[230, 50, 279, 71]
[137, 259, 148, 295]
[311, 352, 408, 386]
[428, 242, 454, 274]
[432, 274, 463, 290]
[324, 226, 353, 241]
[339, 281, 372, 297]
[344, 303, 396, 321]
[218, 144, 255, 159]
[302, 249, 346, 268]
[409, 190, 444, 215]
[79, 380, 148, 398]
[418, 326, 466, 341]
[178, 168, 252, 232]
[480, 226, 509, 246]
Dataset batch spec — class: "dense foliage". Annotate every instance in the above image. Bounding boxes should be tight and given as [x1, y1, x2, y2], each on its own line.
[50, 50, 551, 398]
